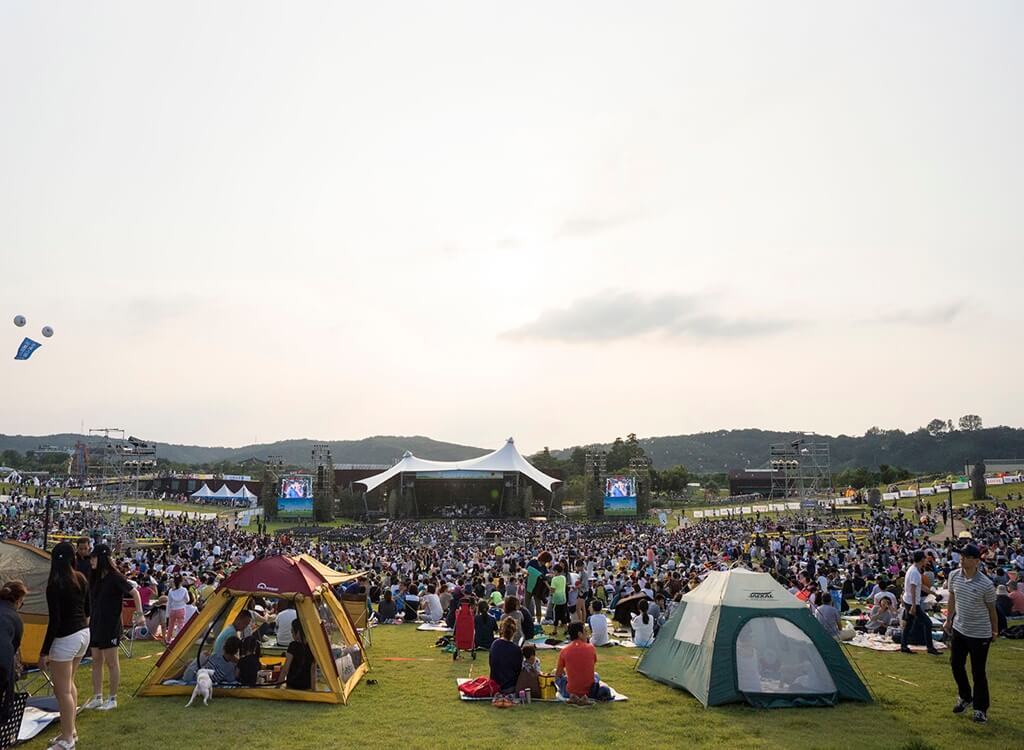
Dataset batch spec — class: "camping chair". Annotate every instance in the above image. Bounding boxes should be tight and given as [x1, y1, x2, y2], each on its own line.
[0, 691, 28, 750]
[15, 629, 54, 697]
[119, 600, 139, 658]
[340, 594, 372, 648]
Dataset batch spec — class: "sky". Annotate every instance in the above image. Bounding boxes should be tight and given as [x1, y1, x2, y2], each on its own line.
[2, 2, 1022, 453]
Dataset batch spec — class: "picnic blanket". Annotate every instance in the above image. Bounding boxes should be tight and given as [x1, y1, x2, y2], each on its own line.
[417, 622, 453, 633]
[456, 678, 627, 703]
[17, 696, 63, 742]
[525, 636, 641, 650]
[845, 632, 947, 652]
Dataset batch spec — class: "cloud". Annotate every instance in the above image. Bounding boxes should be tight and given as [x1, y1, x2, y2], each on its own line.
[555, 213, 640, 239]
[873, 301, 967, 326]
[501, 291, 796, 343]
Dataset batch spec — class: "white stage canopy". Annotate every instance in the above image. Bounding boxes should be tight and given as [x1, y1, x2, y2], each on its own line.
[190, 483, 214, 499]
[355, 438, 561, 494]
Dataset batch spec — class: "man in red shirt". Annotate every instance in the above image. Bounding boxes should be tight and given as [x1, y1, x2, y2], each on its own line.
[555, 622, 611, 705]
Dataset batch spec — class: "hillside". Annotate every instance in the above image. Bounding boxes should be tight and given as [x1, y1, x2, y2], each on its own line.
[555, 426, 1024, 474]
[0, 433, 489, 467]
[4, 427, 1023, 475]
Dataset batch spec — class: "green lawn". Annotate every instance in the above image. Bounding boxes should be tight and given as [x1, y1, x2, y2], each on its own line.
[22, 624, 1024, 750]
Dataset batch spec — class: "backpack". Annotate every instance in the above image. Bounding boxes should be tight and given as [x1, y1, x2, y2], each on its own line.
[533, 576, 549, 602]
[458, 676, 500, 698]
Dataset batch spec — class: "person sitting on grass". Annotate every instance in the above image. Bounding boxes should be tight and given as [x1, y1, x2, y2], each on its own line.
[377, 590, 398, 623]
[488, 616, 522, 694]
[474, 599, 498, 650]
[503, 596, 525, 644]
[588, 600, 610, 647]
[555, 622, 611, 705]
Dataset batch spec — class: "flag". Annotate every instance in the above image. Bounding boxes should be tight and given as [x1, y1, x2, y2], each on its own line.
[14, 337, 41, 360]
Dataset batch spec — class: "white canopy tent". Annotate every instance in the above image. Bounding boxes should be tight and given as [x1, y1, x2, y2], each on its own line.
[190, 483, 214, 499]
[355, 437, 561, 494]
[212, 484, 236, 499]
[237, 485, 258, 503]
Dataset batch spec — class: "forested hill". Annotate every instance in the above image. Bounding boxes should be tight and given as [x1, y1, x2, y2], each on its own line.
[0, 434, 488, 468]
[556, 427, 1024, 474]
[3, 427, 1023, 475]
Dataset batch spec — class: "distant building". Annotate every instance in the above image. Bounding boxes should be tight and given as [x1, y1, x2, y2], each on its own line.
[964, 459, 1024, 475]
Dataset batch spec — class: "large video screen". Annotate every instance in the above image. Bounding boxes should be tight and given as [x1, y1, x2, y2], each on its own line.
[604, 475, 637, 516]
[278, 475, 314, 516]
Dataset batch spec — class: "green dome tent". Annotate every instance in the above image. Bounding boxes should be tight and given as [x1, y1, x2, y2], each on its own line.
[638, 568, 871, 708]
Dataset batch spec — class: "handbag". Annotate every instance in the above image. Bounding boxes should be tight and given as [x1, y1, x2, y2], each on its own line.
[458, 676, 500, 698]
[515, 666, 541, 696]
[537, 673, 557, 700]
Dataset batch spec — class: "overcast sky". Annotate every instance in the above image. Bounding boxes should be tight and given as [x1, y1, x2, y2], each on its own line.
[2, 2, 1022, 453]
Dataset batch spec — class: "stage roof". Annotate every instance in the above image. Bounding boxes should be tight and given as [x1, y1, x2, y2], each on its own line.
[354, 438, 561, 494]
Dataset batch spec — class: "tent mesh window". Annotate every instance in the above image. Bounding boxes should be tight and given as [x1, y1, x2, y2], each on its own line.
[161, 597, 234, 683]
[735, 618, 836, 695]
[315, 598, 361, 683]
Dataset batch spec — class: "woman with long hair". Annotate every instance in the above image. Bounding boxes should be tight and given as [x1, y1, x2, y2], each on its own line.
[164, 575, 191, 644]
[84, 544, 144, 711]
[41, 541, 91, 749]
[1, 580, 27, 730]
[277, 619, 315, 691]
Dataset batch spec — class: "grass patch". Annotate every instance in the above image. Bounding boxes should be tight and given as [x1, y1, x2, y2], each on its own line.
[21, 623, 1024, 750]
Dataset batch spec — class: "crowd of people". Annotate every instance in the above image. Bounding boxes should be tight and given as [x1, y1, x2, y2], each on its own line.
[1, 489, 1022, 736]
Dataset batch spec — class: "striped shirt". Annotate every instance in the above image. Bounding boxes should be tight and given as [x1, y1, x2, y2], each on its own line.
[949, 568, 996, 639]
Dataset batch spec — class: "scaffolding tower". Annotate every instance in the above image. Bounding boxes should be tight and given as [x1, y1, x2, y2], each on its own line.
[312, 444, 334, 517]
[769, 439, 832, 503]
[85, 429, 157, 531]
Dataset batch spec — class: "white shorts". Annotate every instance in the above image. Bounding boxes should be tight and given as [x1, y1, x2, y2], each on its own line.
[49, 628, 91, 662]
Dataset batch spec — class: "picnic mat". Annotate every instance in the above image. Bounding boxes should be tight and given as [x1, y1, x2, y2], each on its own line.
[526, 637, 641, 650]
[417, 623, 453, 632]
[456, 678, 627, 703]
[18, 697, 63, 742]
[845, 632, 947, 652]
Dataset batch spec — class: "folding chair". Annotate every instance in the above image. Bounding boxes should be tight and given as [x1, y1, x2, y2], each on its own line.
[15, 629, 54, 697]
[119, 600, 139, 658]
[340, 594, 372, 647]
[0, 691, 28, 750]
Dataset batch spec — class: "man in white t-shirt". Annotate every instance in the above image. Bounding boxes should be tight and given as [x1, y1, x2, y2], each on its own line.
[275, 604, 298, 647]
[587, 600, 610, 646]
[900, 551, 939, 654]
[421, 585, 443, 624]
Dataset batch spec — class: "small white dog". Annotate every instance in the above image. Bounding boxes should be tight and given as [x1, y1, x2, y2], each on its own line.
[186, 669, 215, 707]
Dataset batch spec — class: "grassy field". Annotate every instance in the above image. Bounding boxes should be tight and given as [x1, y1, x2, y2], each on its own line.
[21, 623, 1024, 750]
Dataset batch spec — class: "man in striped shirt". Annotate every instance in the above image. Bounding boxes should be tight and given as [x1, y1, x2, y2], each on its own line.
[943, 543, 998, 724]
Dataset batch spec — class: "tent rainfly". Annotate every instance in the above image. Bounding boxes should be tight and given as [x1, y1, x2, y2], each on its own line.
[138, 555, 366, 704]
[355, 437, 561, 494]
[212, 484, 236, 499]
[0, 540, 50, 667]
[638, 568, 871, 708]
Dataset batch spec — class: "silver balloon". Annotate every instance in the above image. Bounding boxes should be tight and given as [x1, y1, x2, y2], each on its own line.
[13, 315, 26, 327]
[41, 325, 53, 338]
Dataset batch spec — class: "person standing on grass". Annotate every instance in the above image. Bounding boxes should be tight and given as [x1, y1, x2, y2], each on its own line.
[41, 542, 91, 750]
[550, 564, 568, 636]
[900, 550, 940, 655]
[944, 543, 998, 724]
[84, 544, 144, 712]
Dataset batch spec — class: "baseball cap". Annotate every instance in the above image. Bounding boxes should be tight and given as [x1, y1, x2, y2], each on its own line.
[91, 543, 111, 559]
[961, 543, 981, 559]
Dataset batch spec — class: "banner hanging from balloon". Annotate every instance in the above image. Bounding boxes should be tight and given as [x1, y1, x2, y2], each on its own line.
[14, 337, 41, 360]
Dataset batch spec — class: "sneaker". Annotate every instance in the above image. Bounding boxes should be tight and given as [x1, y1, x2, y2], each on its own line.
[927, 648, 941, 655]
[83, 695, 104, 709]
[953, 698, 971, 714]
[97, 697, 117, 711]
[567, 694, 593, 707]
[972, 710, 987, 723]
[899, 647, 914, 654]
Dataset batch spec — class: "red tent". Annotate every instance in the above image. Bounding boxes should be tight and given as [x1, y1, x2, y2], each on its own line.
[218, 555, 328, 596]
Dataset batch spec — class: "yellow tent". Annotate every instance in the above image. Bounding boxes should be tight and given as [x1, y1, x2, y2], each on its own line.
[294, 554, 363, 588]
[137, 555, 367, 704]
[0, 540, 50, 667]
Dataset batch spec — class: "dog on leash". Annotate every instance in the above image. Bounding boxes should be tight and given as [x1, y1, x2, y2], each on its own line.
[186, 669, 215, 707]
